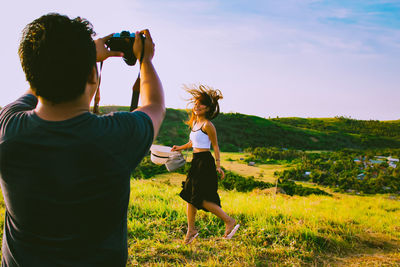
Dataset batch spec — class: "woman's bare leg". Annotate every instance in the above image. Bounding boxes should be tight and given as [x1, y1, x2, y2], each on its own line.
[202, 200, 237, 237]
[187, 203, 197, 232]
[185, 203, 198, 243]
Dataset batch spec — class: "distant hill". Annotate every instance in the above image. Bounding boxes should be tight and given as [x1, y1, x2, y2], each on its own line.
[100, 106, 400, 151]
[271, 116, 400, 139]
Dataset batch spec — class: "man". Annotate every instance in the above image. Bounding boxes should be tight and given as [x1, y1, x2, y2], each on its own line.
[0, 13, 165, 266]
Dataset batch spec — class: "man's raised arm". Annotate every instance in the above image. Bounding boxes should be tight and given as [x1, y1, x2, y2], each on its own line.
[133, 29, 165, 140]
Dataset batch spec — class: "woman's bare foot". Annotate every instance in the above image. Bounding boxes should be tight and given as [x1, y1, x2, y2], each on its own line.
[223, 218, 237, 237]
[184, 229, 199, 244]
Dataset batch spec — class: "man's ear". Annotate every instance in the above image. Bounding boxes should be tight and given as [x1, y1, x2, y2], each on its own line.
[88, 65, 98, 85]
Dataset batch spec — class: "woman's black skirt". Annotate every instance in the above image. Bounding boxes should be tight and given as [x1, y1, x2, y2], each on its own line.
[179, 151, 221, 212]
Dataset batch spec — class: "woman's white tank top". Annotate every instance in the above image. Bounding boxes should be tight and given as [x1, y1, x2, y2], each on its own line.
[190, 122, 211, 149]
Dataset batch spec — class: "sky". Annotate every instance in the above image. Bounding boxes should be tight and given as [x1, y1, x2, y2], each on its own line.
[0, 0, 399, 120]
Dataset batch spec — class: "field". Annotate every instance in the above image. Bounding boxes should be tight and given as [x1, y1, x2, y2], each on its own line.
[1, 152, 400, 266]
[220, 152, 289, 183]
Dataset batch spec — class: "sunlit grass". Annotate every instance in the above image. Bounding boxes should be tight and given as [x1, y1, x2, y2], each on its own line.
[0, 173, 399, 265]
[125, 177, 400, 265]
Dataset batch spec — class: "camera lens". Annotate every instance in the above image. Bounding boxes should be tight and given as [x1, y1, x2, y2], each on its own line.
[120, 31, 130, 37]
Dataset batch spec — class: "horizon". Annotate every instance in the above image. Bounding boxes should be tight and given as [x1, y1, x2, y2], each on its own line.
[1, 0, 399, 120]
[99, 105, 400, 122]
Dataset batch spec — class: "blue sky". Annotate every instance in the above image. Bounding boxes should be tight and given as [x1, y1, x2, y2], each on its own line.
[0, 0, 399, 120]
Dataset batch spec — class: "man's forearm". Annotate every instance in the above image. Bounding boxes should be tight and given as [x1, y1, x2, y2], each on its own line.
[140, 60, 164, 108]
[136, 59, 165, 139]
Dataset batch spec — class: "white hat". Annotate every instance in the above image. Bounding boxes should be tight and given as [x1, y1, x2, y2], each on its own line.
[150, 145, 180, 165]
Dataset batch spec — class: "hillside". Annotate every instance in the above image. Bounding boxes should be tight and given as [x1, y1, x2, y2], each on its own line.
[99, 106, 400, 151]
[272, 116, 400, 138]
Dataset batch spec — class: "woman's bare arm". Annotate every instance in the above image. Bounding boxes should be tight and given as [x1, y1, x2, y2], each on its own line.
[204, 121, 225, 179]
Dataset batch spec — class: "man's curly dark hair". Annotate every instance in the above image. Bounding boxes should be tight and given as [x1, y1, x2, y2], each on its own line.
[18, 13, 97, 104]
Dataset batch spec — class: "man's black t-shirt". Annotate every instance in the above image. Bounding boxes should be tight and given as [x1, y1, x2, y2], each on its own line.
[0, 94, 154, 266]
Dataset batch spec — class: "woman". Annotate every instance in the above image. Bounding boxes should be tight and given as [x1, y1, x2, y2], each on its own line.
[171, 85, 240, 244]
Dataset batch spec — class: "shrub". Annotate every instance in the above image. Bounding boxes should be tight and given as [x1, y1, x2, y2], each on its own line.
[278, 180, 331, 196]
[219, 170, 274, 192]
[131, 156, 169, 179]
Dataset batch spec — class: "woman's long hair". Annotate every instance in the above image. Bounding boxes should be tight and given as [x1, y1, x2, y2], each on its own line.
[184, 84, 223, 128]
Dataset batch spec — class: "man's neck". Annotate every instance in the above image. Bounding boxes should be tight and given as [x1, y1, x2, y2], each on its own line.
[34, 97, 90, 122]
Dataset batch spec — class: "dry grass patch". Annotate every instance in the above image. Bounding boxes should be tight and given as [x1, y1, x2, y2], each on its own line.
[220, 152, 290, 183]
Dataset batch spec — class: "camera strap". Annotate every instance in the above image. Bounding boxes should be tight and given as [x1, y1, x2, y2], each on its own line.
[130, 41, 145, 111]
[93, 62, 141, 114]
[130, 73, 140, 111]
[93, 61, 103, 114]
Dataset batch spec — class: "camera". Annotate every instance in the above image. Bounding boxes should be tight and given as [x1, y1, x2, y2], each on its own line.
[106, 31, 145, 66]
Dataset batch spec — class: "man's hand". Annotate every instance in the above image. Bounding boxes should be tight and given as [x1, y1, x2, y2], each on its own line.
[95, 34, 124, 62]
[133, 29, 155, 63]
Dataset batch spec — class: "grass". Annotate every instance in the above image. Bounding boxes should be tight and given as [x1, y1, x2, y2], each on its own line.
[126, 178, 400, 266]
[0, 156, 399, 265]
[221, 152, 289, 183]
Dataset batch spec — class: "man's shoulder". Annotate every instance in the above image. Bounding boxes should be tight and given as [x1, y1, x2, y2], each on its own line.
[104, 110, 151, 120]
[99, 111, 153, 133]
[0, 94, 38, 138]
[0, 94, 37, 116]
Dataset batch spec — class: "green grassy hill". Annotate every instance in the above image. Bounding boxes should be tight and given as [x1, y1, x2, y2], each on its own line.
[100, 106, 400, 151]
[272, 116, 400, 138]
